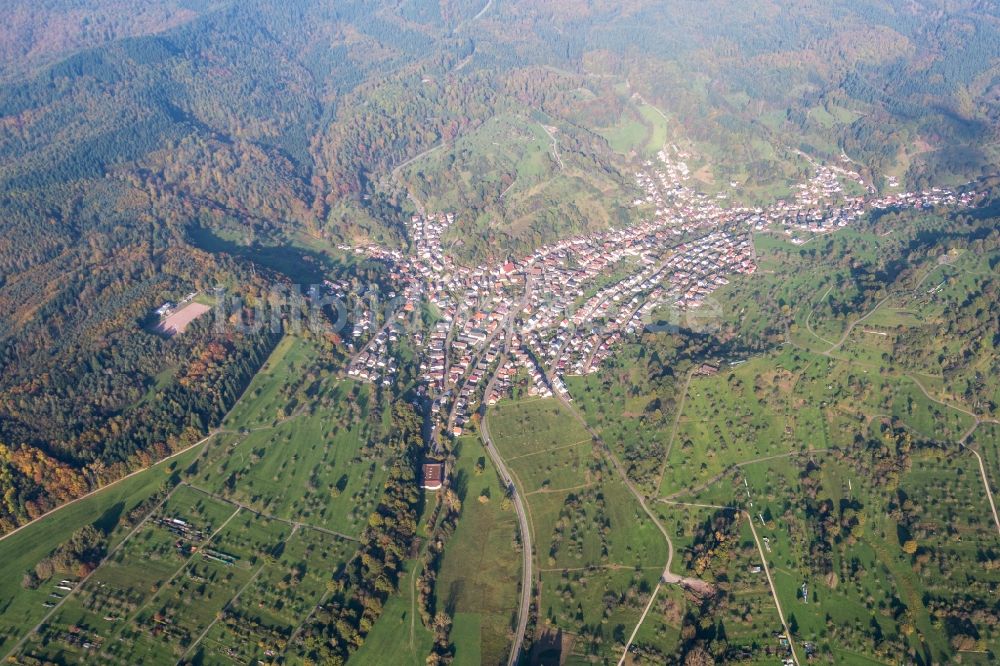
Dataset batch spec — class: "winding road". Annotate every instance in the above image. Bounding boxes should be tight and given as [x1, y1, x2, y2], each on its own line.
[472, 0, 493, 21]
[547, 389, 716, 665]
[471, 273, 535, 666]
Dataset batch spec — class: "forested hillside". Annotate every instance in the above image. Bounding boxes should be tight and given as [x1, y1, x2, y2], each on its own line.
[0, 0, 228, 82]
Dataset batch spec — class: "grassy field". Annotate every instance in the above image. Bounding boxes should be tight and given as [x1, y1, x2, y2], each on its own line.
[564, 355, 674, 496]
[435, 436, 520, 666]
[595, 99, 669, 158]
[4, 335, 387, 664]
[659, 426, 1000, 662]
[549, 210, 1000, 662]
[488, 397, 670, 661]
[348, 483, 443, 666]
[833, 249, 1000, 413]
[971, 422, 1000, 500]
[654, 344, 978, 500]
[349, 565, 435, 666]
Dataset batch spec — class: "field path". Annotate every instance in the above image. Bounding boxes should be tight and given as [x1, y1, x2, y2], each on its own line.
[804, 284, 836, 346]
[392, 141, 445, 175]
[961, 442, 1000, 537]
[823, 293, 893, 355]
[538, 123, 565, 170]
[498, 175, 517, 201]
[746, 512, 801, 665]
[183, 482, 360, 542]
[813, 263, 1000, 536]
[409, 560, 421, 648]
[822, 261, 943, 357]
[549, 391, 714, 665]
[656, 367, 696, 492]
[662, 447, 834, 501]
[617, 582, 661, 666]
[904, 377, 1000, 535]
[177, 523, 297, 663]
[553, 392, 714, 594]
[625, 81, 670, 154]
[111, 506, 243, 648]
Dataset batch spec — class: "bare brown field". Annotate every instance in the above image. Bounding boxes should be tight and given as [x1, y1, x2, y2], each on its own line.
[156, 302, 211, 336]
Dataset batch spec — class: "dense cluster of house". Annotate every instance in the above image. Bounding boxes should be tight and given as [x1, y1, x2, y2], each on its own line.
[346, 322, 401, 384]
[342, 149, 978, 445]
[642, 148, 976, 242]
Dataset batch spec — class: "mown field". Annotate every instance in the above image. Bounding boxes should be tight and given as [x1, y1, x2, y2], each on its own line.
[349, 568, 435, 666]
[435, 435, 520, 666]
[593, 93, 669, 159]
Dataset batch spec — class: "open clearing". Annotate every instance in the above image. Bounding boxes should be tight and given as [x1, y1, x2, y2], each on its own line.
[155, 302, 212, 336]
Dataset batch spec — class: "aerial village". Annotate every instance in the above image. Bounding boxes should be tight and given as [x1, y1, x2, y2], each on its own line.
[344, 150, 978, 447]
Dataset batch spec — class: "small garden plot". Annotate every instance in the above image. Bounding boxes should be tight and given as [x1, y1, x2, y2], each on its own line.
[161, 483, 241, 534]
[0, 439, 212, 653]
[230, 527, 353, 629]
[122, 511, 292, 664]
[17, 488, 237, 665]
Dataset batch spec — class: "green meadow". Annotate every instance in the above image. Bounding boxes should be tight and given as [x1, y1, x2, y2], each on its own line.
[488, 397, 670, 661]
